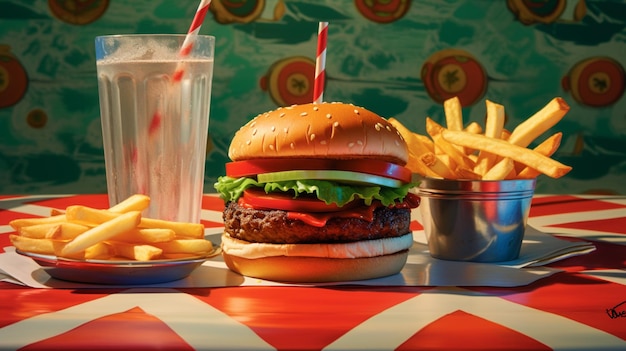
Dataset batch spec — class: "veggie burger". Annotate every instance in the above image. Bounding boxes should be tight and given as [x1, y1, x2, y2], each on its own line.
[214, 102, 420, 282]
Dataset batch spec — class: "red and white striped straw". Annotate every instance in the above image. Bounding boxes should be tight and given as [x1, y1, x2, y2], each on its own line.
[313, 21, 328, 104]
[150, 0, 211, 137]
[172, 0, 212, 82]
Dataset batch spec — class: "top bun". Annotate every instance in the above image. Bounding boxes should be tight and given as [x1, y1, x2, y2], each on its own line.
[229, 102, 409, 165]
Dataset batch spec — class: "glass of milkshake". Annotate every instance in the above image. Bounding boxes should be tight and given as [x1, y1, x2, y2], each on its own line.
[95, 34, 214, 223]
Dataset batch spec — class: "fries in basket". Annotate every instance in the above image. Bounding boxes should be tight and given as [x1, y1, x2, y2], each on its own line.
[9, 194, 214, 261]
[389, 97, 572, 180]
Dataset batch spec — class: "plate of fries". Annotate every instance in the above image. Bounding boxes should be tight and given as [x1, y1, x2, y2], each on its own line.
[390, 96, 572, 180]
[9, 194, 220, 285]
[15, 250, 215, 285]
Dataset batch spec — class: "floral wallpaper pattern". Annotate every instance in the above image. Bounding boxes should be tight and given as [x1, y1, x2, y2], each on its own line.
[0, 0, 624, 195]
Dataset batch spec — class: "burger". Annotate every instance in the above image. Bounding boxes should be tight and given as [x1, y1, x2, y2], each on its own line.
[214, 102, 420, 282]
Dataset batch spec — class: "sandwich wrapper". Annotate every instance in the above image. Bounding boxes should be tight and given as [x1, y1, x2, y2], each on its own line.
[0, 225, 595, 289]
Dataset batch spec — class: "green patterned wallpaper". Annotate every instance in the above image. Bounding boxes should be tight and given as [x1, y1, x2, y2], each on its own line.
[0, 0, 624, 195]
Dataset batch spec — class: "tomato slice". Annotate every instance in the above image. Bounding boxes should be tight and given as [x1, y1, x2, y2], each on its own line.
[241, 188, 361, 213]
[226, 158, 412, 183]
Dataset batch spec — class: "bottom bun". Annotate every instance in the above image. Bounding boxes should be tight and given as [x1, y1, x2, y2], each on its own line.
[222, 248, 409, 283]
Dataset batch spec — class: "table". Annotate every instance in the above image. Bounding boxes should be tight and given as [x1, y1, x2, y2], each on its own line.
[0, 194, 625, 350]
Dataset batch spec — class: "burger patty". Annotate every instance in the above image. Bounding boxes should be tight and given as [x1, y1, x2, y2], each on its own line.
[223, 201, 411, 244]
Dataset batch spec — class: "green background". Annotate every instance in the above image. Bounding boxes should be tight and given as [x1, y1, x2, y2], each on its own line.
[0, 0, 625, 195]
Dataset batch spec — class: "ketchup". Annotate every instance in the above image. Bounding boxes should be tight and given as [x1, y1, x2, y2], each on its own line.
[287, 206, 376, 227]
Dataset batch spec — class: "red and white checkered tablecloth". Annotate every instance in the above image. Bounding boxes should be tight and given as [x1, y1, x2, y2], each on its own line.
[0, 194, 624, 350]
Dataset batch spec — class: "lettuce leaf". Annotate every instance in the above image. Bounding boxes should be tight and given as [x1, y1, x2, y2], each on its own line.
[214, 176, 414, 207]
[213, 176, 259, 204]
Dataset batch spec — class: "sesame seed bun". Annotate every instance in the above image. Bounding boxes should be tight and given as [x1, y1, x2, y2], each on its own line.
[228, 102, 409, 165]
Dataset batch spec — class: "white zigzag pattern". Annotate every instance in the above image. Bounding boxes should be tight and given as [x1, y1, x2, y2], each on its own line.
[0, 288, 275, 350]
[325, 288, 626, 350]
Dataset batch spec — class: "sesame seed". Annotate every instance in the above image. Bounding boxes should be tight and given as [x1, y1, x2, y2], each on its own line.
[290, 142, 295, 149]
[333, 121, 339, 127]
[250, 121, 256, 127]
[279, 112, 286, 117]
[375, 123, 382, 131]
[354, 109, 359, 114]
[313, 106, 319, 111]
[320, 140, 327, 145]
[348, 142, 355, 148]
[269, 144, 275, 150]
[357, 140, 363, 145]
[246, 140, 251, 145]
[310, 133, 316, 141]
[271, 126, 275, 132]
[252, 129, 257, 136]
[326, 113, 332, 119]
[284, 127, 289, 133]
[300, 112, 308, 117]
[386, 125, 392, 131]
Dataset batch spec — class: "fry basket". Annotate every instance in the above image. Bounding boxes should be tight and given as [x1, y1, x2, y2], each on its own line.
[415, 177, 536, 262]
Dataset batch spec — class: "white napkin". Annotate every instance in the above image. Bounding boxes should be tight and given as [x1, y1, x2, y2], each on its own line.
[0, 226, 594, 289]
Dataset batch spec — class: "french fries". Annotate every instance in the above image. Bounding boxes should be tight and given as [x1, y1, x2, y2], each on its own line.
[108, 194, 151, 213]
[9, 214, 67, 231]
[18, 222, 89, 240]
[9, 195, 214, 261]
[443, 96, 463, 131]
[8, 235, 56, 255]
[473, 100, 505, 175]
[426, 117, 476, 171]
[442, 130, 572, 179]
[393, 97, 572, 180]
[389, 118, 438, 178]
[507, 97, 569, 147]
[482, 157, 514, 181]
[61, 211, 142, 256]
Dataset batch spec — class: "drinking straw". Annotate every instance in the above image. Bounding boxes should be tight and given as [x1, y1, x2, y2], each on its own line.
[313, 21, 328, 104]
[150, 0, 211, 136]
[173, 0, 212, 82]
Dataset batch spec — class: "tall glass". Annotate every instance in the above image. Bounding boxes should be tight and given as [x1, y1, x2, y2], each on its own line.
[95, 34, 214, 223]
